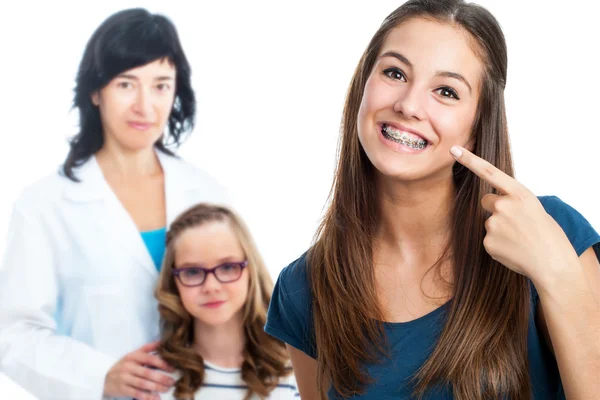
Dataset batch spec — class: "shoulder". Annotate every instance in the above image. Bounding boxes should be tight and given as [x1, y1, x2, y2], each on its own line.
[165, 153, 223, 186]
[159, 368, 181, 380]
[155, 368, 182, 400]
[161, 152, 231, 205]
[11, 168, 71, 214]
[166, 153, 211, 178]
[275, 367, 299, 397]
[275, 252, 312, 307]
[265, 252, 317, 358]
[538, 195, 600, 256]
[147, 364, 181, 400]
[157, 384, 178, 400]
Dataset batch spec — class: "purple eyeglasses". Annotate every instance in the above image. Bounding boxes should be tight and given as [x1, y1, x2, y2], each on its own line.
[172, 261, 248, 287]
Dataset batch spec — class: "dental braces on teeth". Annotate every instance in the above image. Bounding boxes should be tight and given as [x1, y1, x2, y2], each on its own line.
[382, 125, 427, 150]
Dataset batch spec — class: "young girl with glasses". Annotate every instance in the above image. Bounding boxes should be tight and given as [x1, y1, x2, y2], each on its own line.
[154, 203, 298, 400]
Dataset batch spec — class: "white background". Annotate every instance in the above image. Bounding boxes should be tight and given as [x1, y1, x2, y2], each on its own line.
[1, 1, 599, 398]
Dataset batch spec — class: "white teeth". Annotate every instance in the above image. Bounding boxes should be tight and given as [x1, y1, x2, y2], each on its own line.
[382, 124, 427, 150]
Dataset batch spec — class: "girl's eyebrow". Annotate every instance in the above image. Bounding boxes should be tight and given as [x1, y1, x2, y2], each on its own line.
[435, 71, 472, 93]
[176, 263, 204, 269]
[176, 256, 241, 269]
[380, 51, 413, 68]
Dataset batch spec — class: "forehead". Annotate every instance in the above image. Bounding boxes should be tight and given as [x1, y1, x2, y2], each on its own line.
[380, 17, 483, 89]
[174, 220, 244, 266]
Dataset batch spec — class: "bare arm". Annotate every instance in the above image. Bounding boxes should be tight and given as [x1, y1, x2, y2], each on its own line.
[450, 147, 600, 398]
[287, 344, 324, 399]
[535, 246, 600, 399]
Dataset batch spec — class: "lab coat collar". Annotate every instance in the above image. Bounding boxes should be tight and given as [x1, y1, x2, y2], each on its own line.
[63, 149, 198, 203]
[62, 156, 106, 202]
[61, 148, 201, 277]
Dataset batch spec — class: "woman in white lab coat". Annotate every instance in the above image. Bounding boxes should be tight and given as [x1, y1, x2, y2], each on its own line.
[0, 8, 229, 400]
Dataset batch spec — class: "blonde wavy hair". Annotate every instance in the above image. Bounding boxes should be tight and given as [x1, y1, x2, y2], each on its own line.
[155, 203, 290, 399]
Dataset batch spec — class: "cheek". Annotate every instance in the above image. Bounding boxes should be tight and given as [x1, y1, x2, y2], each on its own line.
[157, 94, 175, 119]
[358, 76, 394, 127]
[177, 293, 196, 316]
[227, 276, 249, 308]
[357, 86, 373, 132]
[176, 285, 196, 310]
[100, 93, 132, 122]
[428, 102, 476, 144]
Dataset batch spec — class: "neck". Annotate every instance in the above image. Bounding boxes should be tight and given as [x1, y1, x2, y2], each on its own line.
[375, 172, 455, 268]
[95, 141, 162, 182]
[194, 314, 246, 369]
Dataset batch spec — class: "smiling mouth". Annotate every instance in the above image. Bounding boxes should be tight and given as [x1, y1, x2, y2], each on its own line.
[382, 124, 428, 150]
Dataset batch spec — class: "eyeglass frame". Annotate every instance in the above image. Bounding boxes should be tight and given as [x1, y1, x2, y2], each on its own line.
[172, 260, 249, 287]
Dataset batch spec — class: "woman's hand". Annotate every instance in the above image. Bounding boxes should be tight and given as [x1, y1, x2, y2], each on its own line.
[450, 145, 579, 285]
[103, 341, 176, 400]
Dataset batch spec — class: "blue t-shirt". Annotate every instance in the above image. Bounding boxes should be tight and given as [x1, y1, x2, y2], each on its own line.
[265, 196, 600, 399]
[141, 227, 167, 271]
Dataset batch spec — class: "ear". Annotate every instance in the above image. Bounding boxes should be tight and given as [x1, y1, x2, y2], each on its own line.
[91, 91, 100, 106]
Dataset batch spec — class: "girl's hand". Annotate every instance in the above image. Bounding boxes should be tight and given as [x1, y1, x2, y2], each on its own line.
[450, 145, 579, 284]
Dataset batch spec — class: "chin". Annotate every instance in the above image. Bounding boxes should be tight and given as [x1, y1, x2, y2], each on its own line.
[370, 149, 455, 183]
[120, 138, 161, 152]
[195, 313, 235, 327]
[370, 157, 425, 181]
[193, 305, 244, 328]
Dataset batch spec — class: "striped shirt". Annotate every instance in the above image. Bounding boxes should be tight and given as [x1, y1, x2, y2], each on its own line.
[159, 361, 300, 399]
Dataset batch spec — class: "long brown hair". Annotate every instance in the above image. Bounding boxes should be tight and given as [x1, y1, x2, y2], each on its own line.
[309, 1, 531, 399]
[155, 203, 290, 400]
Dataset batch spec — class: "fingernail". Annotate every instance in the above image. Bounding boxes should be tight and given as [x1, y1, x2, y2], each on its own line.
[450, 146, 462, 158]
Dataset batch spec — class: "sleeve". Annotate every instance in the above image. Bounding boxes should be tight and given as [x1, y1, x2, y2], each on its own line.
[539, 196, 600, 257]
[265, 258, 317, 359]
[531, 196, 600, 306]
[0, 203, 117, 400]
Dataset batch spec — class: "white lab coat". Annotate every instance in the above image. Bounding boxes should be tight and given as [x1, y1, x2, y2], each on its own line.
[0, 150, 231, 400]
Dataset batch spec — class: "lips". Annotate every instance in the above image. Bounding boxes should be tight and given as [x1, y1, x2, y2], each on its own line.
[127, 121, 153, 130]
[202, 301, 226, 308]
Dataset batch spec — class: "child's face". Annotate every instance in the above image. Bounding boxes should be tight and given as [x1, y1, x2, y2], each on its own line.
[173, 220, 249, 328]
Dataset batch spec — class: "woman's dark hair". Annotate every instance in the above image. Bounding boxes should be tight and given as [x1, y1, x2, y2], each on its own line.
[64, 8, 195, 181]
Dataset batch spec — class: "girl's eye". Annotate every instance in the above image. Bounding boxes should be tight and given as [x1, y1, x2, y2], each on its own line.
[383, 67, 406, 82]
[436, 87, 460, 100]
[157, 83, 171, 91]
[183, 268, 201, 277]
[220, 263, 235, 271]
[117, 81, 133, 89]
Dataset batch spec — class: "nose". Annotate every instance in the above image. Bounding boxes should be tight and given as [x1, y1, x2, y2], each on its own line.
[201, 272, 222, 292]
[132, 86, 154, 118]
[393, 84, 426, 121]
